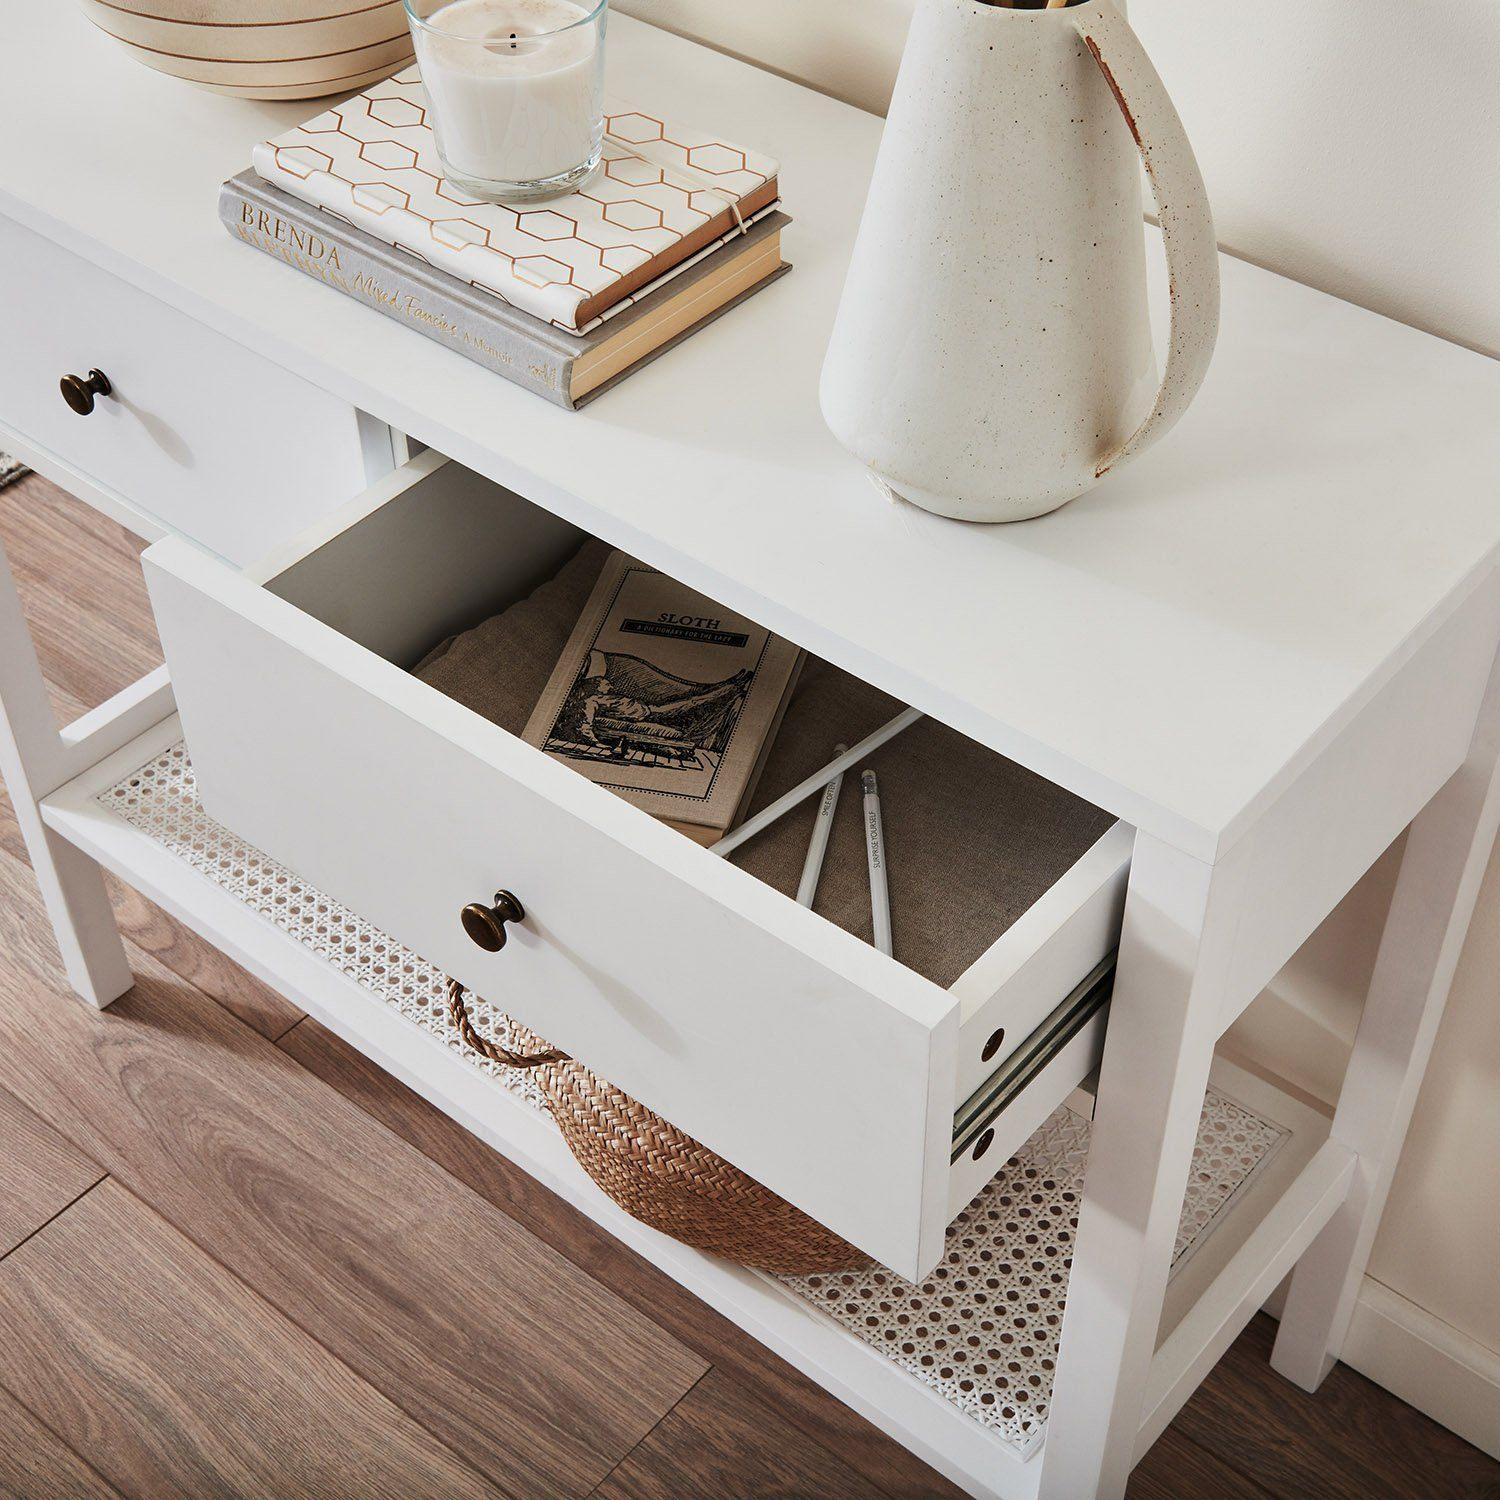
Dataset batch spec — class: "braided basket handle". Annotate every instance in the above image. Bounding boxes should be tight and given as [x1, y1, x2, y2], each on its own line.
[445, 977, 566, 1069]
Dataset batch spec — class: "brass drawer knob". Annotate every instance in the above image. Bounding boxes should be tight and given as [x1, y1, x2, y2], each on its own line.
[460, 890, 525, 952]
[59, 368, 112, 416]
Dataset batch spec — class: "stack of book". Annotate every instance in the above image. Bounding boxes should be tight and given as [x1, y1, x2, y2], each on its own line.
[221, 72, 789, 407]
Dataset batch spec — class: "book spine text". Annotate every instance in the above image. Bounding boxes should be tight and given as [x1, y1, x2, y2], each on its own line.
[218, 179, 576, 408]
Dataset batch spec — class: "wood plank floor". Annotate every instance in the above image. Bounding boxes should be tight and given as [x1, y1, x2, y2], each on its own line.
[2, 469, 1498, 1499]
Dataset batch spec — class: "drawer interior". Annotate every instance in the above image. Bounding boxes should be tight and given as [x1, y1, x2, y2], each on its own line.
[259, 454, 1125, 1029]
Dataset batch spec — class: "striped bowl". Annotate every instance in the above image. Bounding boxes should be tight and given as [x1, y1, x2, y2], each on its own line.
[78, 0, 415, 100]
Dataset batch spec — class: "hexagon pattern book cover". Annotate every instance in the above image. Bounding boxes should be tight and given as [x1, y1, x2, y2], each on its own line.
[252, 68, 781, 333]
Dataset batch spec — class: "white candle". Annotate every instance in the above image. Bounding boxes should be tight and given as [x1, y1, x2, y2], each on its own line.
[413, 0, 603, 193]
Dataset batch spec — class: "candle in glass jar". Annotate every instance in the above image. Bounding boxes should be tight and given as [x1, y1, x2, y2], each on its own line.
[411, 0, 604, 196]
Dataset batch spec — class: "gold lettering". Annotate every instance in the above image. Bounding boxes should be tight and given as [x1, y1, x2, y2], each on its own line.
[466, 332, 512, 365]
[231, 217, 534, 379]
[351, 271, 398, 306]
[234, 226, 347, 291]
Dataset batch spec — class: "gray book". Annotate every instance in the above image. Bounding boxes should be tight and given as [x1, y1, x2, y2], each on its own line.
[219, 171, 790, 410]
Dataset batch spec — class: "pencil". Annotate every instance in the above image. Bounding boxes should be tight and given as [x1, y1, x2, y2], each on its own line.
[862, 769, 892, 957]
[711, 708, 921, 856]
[796, 745, 848, 907]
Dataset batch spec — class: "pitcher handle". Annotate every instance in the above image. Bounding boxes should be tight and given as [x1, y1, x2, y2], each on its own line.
[1072, 0, 1220, 478]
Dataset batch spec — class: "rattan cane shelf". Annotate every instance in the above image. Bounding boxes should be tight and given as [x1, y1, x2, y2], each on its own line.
[99, 741, 1288, 1458]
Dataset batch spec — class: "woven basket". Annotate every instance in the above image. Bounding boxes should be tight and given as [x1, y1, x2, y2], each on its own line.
[447, 979, 868, 1275]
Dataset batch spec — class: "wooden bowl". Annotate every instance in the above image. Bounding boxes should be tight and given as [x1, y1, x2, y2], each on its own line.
[78, 0, 415, 100]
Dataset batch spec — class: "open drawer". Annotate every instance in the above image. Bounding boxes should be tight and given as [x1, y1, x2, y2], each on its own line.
[143, 451, 1132, 1279]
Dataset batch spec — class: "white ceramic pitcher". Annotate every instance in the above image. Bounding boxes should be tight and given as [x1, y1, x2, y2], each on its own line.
[820, 0, 1219, 523]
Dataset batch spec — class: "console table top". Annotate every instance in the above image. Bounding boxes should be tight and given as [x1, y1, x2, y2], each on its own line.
[8, 6, 1500, 859]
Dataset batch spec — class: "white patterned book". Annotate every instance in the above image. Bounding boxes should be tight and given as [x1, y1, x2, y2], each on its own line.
[253, 68, 781, 334]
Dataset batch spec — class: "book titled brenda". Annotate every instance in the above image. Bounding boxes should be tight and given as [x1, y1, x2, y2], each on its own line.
[221, 171, 789, 408]
[523, 551, 802, 843]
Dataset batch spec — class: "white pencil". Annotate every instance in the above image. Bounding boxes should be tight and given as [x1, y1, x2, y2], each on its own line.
[711, 708, 922, 856]
[862, 769, 893, 957]
[796, 744, 848, 906]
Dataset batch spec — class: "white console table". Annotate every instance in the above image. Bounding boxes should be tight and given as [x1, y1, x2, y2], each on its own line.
[5, 8, 1500, 1498]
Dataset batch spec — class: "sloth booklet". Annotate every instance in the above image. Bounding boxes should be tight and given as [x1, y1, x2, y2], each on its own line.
[522, 550, 802, 843]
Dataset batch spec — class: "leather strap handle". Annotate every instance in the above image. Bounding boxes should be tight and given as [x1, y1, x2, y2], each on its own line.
[445, 977, 566, 1069]
[1072, 0, 1220, 477]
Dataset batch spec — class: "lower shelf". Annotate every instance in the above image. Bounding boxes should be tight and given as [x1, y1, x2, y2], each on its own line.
[39, 714, 1347, 1500]
[786, 1093, 1283, 1456]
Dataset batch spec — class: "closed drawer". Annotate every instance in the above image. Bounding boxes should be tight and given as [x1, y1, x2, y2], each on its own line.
[0, 213, 376, 565]
[144, 453, 1132, 1279]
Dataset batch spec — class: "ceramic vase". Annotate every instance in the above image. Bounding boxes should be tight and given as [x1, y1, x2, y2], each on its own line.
[820, 0, 1219, 523]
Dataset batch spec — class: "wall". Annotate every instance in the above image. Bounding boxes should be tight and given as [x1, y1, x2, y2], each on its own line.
[619, 0, 1500, 1447]
[618, 0, 1500, 355]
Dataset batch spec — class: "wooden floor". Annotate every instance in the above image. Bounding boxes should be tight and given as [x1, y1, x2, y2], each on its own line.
[2, 472, 1498, 1500]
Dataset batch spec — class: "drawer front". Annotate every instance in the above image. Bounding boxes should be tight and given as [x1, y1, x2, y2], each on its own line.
[0, 214, 375, 564]
[146, 531, 959, 1280]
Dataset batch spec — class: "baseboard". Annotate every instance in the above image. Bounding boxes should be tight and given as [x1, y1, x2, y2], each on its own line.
[1337, 1279, 1500, 1460]
[1265, 1275, 1500, 1460]
[1227, 993, 1500, 1463]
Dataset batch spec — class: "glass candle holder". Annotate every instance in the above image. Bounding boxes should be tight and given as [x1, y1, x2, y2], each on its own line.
[403, 0, 607, 203]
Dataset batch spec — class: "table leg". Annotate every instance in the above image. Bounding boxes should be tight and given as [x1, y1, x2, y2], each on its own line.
[1038, 832, 1232, 1500]
[1271, 635, 1500, 1391]
[0, 530, 132, 1008]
